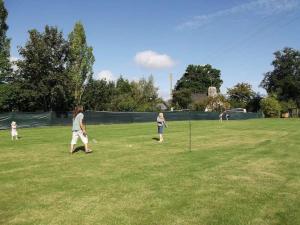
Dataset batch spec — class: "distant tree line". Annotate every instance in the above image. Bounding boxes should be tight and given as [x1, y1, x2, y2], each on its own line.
[172, 64, 262, 112]
[0, 1, 161, 112]
[171, 47, 300, 117]
[1, 1, 300, 116]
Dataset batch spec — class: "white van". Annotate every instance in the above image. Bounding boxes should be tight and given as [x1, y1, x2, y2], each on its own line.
[226, 108, 247, 113]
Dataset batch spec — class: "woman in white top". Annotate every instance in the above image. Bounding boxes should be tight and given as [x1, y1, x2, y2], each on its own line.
[70, 106, 92, 154]
[157, 112, 167, 142]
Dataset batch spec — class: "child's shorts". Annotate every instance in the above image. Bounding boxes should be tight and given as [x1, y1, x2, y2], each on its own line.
[71, 130, 88, 145]
[158, 126, 164, 134]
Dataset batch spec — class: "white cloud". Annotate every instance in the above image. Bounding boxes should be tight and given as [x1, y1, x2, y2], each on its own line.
[94, 70, 115, 81]
[177, 0, 300, 30]
[134, 50, 175, 69]
[10, 57, 19, 71]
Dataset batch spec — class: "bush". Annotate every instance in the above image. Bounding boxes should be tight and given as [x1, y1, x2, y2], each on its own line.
[260, 97, 281, 118]
[205, 95, 230, 112]
[191, 102, 207, 111]
[246, 94, 262, 112]
[280, 100, 297, 113]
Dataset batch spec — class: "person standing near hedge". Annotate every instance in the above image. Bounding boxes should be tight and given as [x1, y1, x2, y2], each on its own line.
[70, 106, 92, 154]
[157, 112, 167, 142]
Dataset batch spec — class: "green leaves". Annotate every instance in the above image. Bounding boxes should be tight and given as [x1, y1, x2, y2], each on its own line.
[67, 22, 95, 106]
[16, 26, 70, 111]
[82, 79, 115, 111]
[175, 64, 223, 93]
[260, 97, 281, 118]
[227, 82, 255, 109]
[82, 75, 161, 112]
[112, 76, 160, 112]
[5, 21, 96, 112]
[261, 47, 300, 107]
[0, 0, 11, 82]
[173, 64, 223, 109]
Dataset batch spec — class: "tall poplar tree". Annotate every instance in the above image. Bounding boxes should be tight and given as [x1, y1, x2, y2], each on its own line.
[0, 0, 11, 82]
[67, 22, 95, 106]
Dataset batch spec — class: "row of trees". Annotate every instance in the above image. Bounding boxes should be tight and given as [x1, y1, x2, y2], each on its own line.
[1, 1, 300, 116]
[171, 47, 300, 117]
[206, 48, 299, 118]
[83, 76, 160, 112]
[1, 22, 94, 112]
[0, 0, 11, 82]
[172, 64, 223, 109]
[260, 48, 300, 117]
[0, 1, 161, 112]
[171, 64, 262, 112]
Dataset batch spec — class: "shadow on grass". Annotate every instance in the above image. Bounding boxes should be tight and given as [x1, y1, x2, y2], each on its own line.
[72, 146, 86, 154]
[152, 137, 159, 141]
[12, 136, 22, 140]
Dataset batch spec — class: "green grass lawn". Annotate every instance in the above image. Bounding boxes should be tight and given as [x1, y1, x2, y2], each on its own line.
[0, 119, 300, 225]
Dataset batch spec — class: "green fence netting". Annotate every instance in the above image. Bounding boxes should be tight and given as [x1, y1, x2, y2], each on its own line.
[0, 111, 262, 130]
[0, 112, 51, 130]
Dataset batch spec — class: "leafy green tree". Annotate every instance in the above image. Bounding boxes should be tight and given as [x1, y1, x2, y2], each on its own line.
[173, 64, 223, 108]
[246, 93, 262, 112]
[172, 89, 192, 109]
[15, 26, 70, 111]
[111, 75, 160, 112]
[280, 99, 297, 113]
[140, 75, 158, 102]
[131, 75, 158, 111]
[260, 96, 281, 118]
[67, 22, 95, 106]
[174, 64, 222, 93]
[115, 76, 132, 95]
[0, 83, 12, 111]
[82, 78, 115, 111]
[110, 76, 135, 111]
[0, 0, 12, 111]
[200, 94, 230, 112]
[0, 0, 11, 82]
[191, 101, 207, 111]
[111, 94, 137, 112]
[261, 48, 300, 106]
[227, 82, 255, 108]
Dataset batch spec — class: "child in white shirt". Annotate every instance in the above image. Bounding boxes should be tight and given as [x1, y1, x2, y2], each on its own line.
[11, 121, 18, 140]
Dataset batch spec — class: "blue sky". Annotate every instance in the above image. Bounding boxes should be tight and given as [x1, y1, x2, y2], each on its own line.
[6, 0, 300, 99]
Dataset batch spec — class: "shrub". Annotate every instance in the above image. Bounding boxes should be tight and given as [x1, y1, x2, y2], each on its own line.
[191, 102, 207, 111]
[280, 100, 297, 113]
[260, 97, 281, 118]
